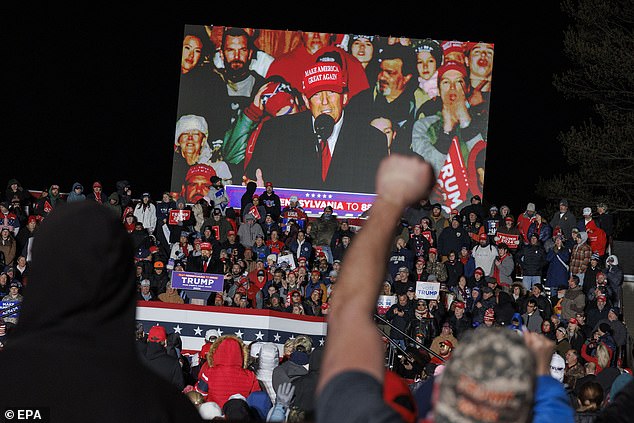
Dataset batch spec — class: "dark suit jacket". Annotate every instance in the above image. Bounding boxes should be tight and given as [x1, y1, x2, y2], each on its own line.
[186, 255, 224, 275]
[247, 109, 388, 194]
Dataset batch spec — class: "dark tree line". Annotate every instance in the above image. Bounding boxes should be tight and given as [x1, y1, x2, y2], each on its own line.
[537, 0, 634, 237]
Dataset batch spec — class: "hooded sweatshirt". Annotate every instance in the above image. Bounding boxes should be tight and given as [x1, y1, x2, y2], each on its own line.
[509, 312, 524, 331]
[570, 231, 592, 275]
[292, 347, 323, 417]
[256, 342, 280, 403]
[5, 178, 31, 206]
[66, 182, 86, 203]
[105, 192, 122, 218]
[196, 335, 260, 408]
[0, 201, 203, 422]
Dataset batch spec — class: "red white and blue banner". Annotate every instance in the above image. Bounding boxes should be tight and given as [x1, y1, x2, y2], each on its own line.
[226, 185, 375, 218]
[136, 302, 328, 353]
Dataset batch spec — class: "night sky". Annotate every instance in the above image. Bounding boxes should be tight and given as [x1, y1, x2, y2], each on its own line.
[7, 4, 579, 216]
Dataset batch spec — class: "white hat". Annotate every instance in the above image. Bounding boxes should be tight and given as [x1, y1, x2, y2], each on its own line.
[249, 341, 263, 358]
[549, 353, 565, 383]
[290, 195, 298, 202]
[227, 393, 247, 402]
[174, 114, 209, 148]
[198, 402, 223, 419]
[205, 329, 220, 342]
[583, 207, 592, 216]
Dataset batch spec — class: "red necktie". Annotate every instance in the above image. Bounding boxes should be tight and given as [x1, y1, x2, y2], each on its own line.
[203, 260, 208, 272]
[321, 141, 331, 181]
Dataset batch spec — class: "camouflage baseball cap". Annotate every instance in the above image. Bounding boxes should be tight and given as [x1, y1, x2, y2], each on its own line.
[434, 327, 535, 423]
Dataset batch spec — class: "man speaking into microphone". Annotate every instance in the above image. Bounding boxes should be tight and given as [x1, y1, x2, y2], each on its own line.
[246, 49, 387, 194]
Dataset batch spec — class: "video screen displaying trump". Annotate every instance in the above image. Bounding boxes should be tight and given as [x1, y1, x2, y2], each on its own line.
[172, 25, 494, 215]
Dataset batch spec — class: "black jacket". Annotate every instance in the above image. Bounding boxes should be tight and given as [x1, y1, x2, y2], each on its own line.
[143, 342, 185, 392]
[438, 226, 471, 257]
[292, 347, 323, 419]
[149, 270, 170, 296]
[0, 202, 203, 422]
[518, 243, 546, 276]
[386, 303, 414, 340]
[247, 105, 387, 194]
[186, 255, 223, 275]
[259, 191, 282, 221]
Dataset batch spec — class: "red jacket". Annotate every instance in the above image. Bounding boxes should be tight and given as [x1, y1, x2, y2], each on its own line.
[516, 213, 535, 244]
[585, 220, 607, 256]
[196, 336, 260, 407]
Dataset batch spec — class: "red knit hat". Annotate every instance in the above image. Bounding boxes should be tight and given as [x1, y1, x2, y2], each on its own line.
[148, 325, 167, 343]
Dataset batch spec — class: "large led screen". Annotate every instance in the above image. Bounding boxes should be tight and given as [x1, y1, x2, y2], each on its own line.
[172, 25, 493, 215]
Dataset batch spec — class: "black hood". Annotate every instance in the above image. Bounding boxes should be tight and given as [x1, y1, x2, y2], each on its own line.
[8, 201, 136, 357]
[116, 179, 131, 193]
[0, 201, 203, 421]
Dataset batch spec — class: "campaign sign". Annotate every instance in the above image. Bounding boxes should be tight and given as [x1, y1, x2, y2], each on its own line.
[495, 233, 521, 249]
[281, 217, 305, 231]
[277, 253, 296, 270]
[0, 300, 21, 319]
[416, 282, 441, 300]
[377, 295, 397, 315]
[226, 185, 376, 218]
[168, 209, 192, 225]
[171, 271, 223, 292]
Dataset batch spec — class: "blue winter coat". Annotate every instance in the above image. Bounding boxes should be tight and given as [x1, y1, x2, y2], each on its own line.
[532, 376, 575, 423]
[546, 247, 571, 288]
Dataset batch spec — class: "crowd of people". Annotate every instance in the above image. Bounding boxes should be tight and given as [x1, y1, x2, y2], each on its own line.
[0, 25, 629, 423]
[1, 165, 631, 421]
[172, 26, 491, 210]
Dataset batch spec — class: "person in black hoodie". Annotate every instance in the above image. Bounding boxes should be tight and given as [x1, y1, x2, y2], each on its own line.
[459, 194, 486, 224]
[494, 290, 516, 327]
[241, 180, 258, 219]
[4, 179, 32, 209]
[143, 326, 185, 392]
[292, 346, 324, 420]
[0, 201, 203, 422]
[115, 180, 133, 210]
[148, 261, 170, 297]
[259, 182, 282, 222]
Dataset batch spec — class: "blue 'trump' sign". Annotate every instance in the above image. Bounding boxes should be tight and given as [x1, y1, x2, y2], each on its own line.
[171, 271, 224, 292]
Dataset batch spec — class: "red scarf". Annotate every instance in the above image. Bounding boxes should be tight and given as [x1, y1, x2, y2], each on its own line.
[493, 252, 509, 283]
[180, 241, 190, 257]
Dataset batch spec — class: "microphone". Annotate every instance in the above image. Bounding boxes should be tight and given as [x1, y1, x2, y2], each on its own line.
[314, 113, 335, 141]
